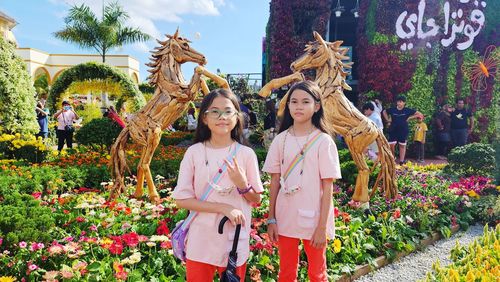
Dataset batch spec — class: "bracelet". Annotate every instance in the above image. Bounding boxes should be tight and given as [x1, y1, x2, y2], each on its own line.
[237, 185, 253, 195]
[267, 218, 277, 225]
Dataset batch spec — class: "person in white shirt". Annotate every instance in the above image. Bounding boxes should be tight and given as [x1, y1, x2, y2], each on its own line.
[53, 101, 79, 151]
[363, 102, 383, 161]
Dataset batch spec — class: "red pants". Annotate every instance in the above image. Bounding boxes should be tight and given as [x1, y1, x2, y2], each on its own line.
[186, 259, 247, 282]
[278, 235, 328, 282]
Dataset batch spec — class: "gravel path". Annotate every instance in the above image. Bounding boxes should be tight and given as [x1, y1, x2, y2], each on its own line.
[355, 224, 484, 282]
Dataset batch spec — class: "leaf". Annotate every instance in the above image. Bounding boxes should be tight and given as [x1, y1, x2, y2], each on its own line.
[363, 243, 376, 250]
[87, 261, 101, 272]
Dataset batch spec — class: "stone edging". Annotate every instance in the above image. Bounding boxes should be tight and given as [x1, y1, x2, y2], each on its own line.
[336, 225, 461, 282]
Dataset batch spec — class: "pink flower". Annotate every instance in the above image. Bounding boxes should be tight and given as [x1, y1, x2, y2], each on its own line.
[28, 263, 38, 271]
[109, 241, 124, 255]
[90, 224, 98, 232]
[138, 235, 148, 242]
[334, 207, 339, 218]
[61, 270, 74, 279]
[121, 232, 139, 248]
[31, 192, 42, 199]
[160, 241, 171, 249]
[65, 236, 74, 242]
[48, 244, 64, 256]
[37, 243, 45, 250]
[0, 237, 3, 246]
[19, 241, 27, 248]
[30, 242, 43, 251]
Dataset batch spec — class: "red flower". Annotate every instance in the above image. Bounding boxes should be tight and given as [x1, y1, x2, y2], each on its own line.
[109, 241, 123, 255]
[156, 220, 170, 235]
[334, 207, 339, 218]
[121, 232, 139, 248]
[75, 217, 85, 223]
[393, 208, 401, 219]
[31, 192, 42, 200]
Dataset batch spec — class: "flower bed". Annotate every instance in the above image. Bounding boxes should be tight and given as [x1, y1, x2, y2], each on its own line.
[0, 160, 496, 280]
[422, 224, 500, 281]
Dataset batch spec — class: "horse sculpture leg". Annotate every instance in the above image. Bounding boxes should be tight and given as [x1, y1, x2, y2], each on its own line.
[133, 149, 147, 198]
[345, 137, 371, 203]
[141, 127, 162, 203]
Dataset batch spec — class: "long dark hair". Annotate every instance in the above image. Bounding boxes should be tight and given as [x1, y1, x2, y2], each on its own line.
[194, 88, 244, 143]
[278, 81, 330, 134]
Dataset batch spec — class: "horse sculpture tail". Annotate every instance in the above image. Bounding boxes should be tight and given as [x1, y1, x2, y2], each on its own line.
[109, 127, 131, 200]
[371, 133, 398, 199]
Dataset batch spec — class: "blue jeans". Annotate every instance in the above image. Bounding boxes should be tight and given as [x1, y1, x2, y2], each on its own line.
[451, 128, 468, 147]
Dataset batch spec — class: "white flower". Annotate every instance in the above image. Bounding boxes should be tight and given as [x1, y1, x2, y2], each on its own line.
[149, 235, 169, 242]
[88, 210, 96, 216]
[99, 213, 107, 219]
[464, 201, 472, 207]
[405, 215, 414, 224]
[133, 215, 141, 221]
[146, 242, 156, 247]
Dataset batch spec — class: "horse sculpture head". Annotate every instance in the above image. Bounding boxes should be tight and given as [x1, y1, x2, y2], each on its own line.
[291, 31, 352, 90]
[152, 28, 207, 66]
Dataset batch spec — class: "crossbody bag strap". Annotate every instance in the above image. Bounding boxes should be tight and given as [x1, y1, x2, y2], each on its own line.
[282, 131, 323, 181]
[181, 143, 242, 229]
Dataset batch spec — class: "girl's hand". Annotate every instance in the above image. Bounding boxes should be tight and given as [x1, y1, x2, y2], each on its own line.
[310, 227, 327, 249]
[224, 157, 248, 189]
[222, 205, 246, 226]
[267, 223, 279, 243]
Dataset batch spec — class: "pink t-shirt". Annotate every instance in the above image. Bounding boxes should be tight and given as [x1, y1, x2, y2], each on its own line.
[57, 111, 77, 130]
[172, 142, 264, 267]
[262, 129, 341, 240]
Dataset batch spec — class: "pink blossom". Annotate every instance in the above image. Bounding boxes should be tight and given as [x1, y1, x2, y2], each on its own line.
[28, 263, 38, 271]
[90, 224, 98, 232]
[61, 270, 74, 279]
[0, 237, 3, 246]
[19, 241, 27, 248]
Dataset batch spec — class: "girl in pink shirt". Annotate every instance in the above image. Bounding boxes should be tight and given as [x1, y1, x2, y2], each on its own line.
[172, 88, 264, 282]
[263, 81, 341, 282]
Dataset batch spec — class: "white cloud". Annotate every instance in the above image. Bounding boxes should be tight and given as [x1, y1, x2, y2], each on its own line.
[49, 0, 225, 41]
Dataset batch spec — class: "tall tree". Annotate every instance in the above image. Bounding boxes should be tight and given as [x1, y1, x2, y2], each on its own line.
[54, 2, 151, 63]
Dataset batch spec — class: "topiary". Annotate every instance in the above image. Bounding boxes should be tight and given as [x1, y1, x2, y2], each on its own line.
[75, 117, 123, 147]
[0, 37, 38, 135]
[444, 143, 496, 177]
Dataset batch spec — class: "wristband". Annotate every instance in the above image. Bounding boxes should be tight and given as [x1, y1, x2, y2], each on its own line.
[267, 218, 277, 225]
[237, 185, 253, 195]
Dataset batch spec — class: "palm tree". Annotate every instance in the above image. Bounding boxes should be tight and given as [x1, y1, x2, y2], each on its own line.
[54, 2, 151, 63]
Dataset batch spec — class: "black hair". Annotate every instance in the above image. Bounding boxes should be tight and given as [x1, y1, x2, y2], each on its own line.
[278, 81, 330, 134]
[456, 98, 465, 103]
[396, 95, 406, 102]
[194, 88, 244, 144]
[265, 99, 275, 112]
[62, 101, 70, 105]
[362, 102, 374, 111]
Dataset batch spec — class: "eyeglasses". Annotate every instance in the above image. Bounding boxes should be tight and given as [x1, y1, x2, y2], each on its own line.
[204, 109, 238, 119]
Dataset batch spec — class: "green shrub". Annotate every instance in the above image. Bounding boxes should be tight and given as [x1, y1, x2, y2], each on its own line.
[159, 132, 194, 146]
[254, 147, 267, 165]
[0, 192, 56, 245]
[75, 118, 122, 147]
[444, 143, 496, 177]
[0, 165, 86, 195]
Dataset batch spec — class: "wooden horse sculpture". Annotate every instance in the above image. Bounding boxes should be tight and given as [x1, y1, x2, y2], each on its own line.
[110, 29, 229, 202]
[259, 31, 397, 203]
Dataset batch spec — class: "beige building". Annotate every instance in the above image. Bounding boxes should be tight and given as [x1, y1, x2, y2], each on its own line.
[0, 10, 17, 46]
[15, 48, 141, 85]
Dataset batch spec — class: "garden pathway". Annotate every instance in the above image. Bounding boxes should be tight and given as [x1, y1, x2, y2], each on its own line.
[355, 224, 484, 282]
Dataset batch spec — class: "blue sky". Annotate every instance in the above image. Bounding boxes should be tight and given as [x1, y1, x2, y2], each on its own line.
[1, 0, 270, 83]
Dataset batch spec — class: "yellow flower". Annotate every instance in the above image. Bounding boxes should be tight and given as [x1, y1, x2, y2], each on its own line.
[333, 239, 342, 253]
[465, 270, 475, 282]
[0, 277, 16, 282]
[466, 190, 479, 199]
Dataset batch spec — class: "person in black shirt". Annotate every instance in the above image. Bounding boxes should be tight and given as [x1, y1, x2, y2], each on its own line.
[450, 98, 474, 148]
[383, 95, 422, 165]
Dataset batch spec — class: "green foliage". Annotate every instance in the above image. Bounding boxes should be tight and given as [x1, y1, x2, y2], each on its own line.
[48, 62, 145, 113]
[76, 102, 103, 125]
[444, 143, 496, 177]
[159, 132, 194, 147]
[473, 81, 500, 143]
[228, 75, 251, 96]
[34, 74, 49, 97]
[0, 192, 56, 245]
[446, 54, 457, 106]
[365, 0, 377, 42]
[460, 49, 479, 99]
[138, 82, 155, 94]
[75, 118, 123, 147]
[371, 32, 398, 45]
[0, 37, 39, 135]
[254, 147, 267, 164]
[405, 53, 436, 123]
[0, 165, 86, 195]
